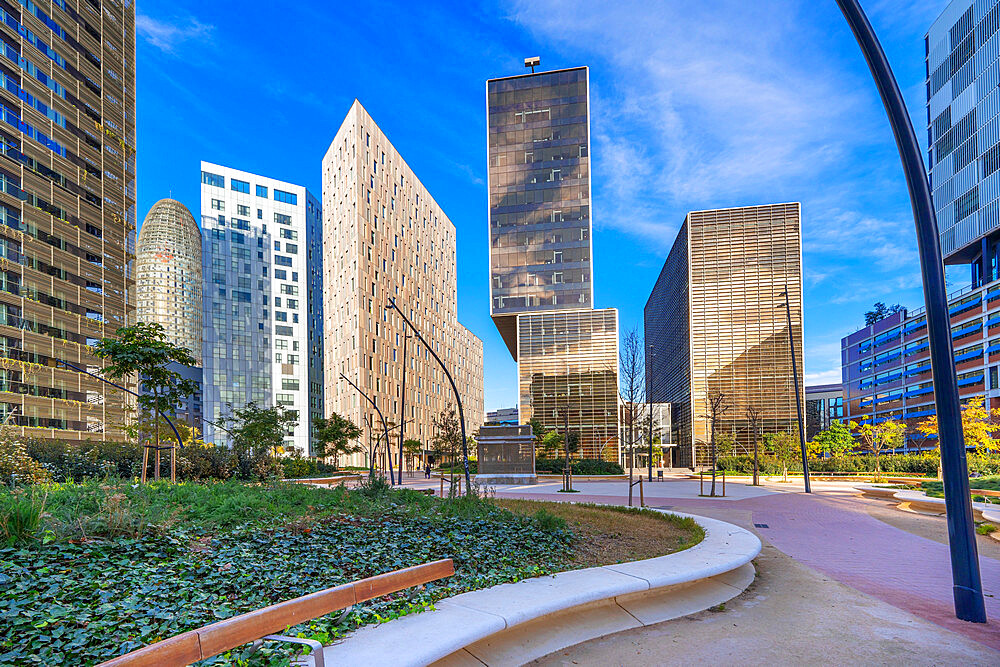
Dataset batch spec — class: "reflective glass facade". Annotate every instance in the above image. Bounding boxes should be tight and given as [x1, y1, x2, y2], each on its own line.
[926, 0, 1000, 279]
[645, 204, 803, 467]
[517, 309, 618, 460]
[487, 66, 618, 460]
[200, 162, 323, 455]
[488, 67, 593, 356]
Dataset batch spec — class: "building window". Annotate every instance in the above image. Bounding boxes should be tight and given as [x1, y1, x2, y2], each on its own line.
[276, 393, 295, 405]
[275, 255, 292, 267]
[991, 366, 999, 390]
[280, 229, 298, 240]
[282, 379, 299, 391]
[202, 171, 223, 187]
[274, 189, 297, 205]
[256, 185, 268, 198]
[237, 204, 250, 216]
[274, 213, 292, 225]
[211, 199, 224, 211]
[231, 179, 250, 194]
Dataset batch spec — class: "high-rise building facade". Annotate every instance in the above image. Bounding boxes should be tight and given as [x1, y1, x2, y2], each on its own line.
[645, 204, 803, 468]
[136, 198, 202, 429]
[487, 65, 619, 460]
[926, 0, 1000, 284]
[322, 101, 484, 464]
[0, 0, 136, 441]
[840, 283, 1000, 450]
[200, 162, 323, 455]
[136, 199, 201, 357]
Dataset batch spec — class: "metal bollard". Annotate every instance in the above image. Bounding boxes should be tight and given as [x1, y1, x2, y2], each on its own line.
[639, 477, 644, 507]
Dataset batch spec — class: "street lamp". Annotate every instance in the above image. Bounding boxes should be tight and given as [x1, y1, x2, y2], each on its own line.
[837, 0, 984, 622]
[340, 372, 394, 484]
[385, 298, 471, 491]
[776, 291, 810, 494]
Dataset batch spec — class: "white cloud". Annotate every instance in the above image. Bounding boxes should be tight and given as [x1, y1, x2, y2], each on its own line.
[805, 368, 842, 385]
[509, 0, 880, 242]
[137, 13, 213, 54]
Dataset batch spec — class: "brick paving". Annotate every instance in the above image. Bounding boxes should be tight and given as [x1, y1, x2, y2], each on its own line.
[480, 483, 1000, 650]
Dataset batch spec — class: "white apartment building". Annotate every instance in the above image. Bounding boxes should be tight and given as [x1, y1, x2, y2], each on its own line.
[200, 161, 323, 455]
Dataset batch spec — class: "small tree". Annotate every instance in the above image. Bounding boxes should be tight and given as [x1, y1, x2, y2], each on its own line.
[433, 408, 464, 493]
[541, 430, 563, 459]
[312, 413, 362, 466]
[864, 302, 904, 326]
[216, 402, 298, 480]
[849, 418, 906, 477]
[402, 438, 423, 471]
[767, 431, 796, 482]
[746, 405, 761, 486]
[917, 395, 1000, 454]
[809, 420, 854, 458]
[92, 322, 199, 483]
[707, 392, 728, 496]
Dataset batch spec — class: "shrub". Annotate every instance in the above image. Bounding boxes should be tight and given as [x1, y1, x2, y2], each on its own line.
[715, 452, 1000, 476]
[1, 437, 52, 486]
[535, 458, 624, 475]
[0, 488, 46, 544]
[177, 445, 234, 481]
[280, 456, 339, 479]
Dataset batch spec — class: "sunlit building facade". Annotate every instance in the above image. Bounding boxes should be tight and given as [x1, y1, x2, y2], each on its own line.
[322, 101, 484, 466]
[645, 203, 803, 468]
[487, 65, 618, 459]
[200, 162, 323, 455]
[136, 199, 202, 428]
[0, 0, 136, 442]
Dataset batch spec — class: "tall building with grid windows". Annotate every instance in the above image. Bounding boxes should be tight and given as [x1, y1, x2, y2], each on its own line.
[0, 0, 136, 441]
[136, 198, 202, 429]
[322, 101, 484, 467]
[644, 204, 803, 468]
[487, 65, 619, 460]
[927, 0, 1000, 284]
[200, 162, 323, 455]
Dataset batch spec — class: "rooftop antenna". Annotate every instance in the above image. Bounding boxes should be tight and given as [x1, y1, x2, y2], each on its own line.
[524, 56, 540, 73]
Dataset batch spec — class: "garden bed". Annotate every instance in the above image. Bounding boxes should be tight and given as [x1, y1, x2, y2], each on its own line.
[0, 479, 701, 665]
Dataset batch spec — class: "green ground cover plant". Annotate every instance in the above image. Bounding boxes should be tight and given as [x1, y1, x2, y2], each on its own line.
[0, 479, 701, 666]
[921, 476, 1000, 502]
[717, 453, 1000, 477]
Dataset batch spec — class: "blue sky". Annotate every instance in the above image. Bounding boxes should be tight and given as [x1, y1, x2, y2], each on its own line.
[137, 0, 955, 411]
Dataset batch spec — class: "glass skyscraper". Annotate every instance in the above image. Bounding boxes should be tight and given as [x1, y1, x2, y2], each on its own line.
[200, 162, 323, 455]
[926, 0, 1000, 284]
[487, 65, 619, 460]
[645, 204, 803, 468]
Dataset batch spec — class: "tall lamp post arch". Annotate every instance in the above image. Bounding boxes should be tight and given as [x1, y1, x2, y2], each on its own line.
[340, 372, 395, 484]
[836, 0, 985, 622]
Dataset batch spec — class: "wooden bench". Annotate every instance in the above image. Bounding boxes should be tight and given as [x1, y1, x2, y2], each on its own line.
[97, 559, 454, 667]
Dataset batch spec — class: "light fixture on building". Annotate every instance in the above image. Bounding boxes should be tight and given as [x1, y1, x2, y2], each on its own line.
[524, 56, 540, 73]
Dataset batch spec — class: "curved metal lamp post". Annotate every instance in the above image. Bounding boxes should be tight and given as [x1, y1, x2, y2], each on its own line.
[386, 298, 471, 491]
[340, 372, 394, 484]
[777, 291, 811, 493]
[836, 0, 986, 622]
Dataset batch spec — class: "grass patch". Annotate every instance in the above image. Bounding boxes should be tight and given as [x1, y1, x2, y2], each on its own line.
[495, 499, 703, 569]
[977, 523, 997, 535]
[921, 476, 1000, 502]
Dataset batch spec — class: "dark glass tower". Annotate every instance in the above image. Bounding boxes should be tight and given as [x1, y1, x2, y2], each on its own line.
[0, 1, 136, 442]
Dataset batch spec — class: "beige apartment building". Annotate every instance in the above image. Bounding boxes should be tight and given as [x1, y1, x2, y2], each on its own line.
[322, 101, 484, 466]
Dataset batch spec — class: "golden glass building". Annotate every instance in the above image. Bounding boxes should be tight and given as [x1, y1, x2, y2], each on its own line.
[488, 65, 619, 459]
[645, 203, 803, 467]
[0, 1, 135, 442]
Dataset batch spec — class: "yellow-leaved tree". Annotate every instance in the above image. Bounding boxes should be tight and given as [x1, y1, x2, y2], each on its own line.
[849, 417, 906, 477]
[916, 395, 1000, 456]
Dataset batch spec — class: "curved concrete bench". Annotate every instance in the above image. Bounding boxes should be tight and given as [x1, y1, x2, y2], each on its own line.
[983, 508, 1000, 524]
[892, 490, 992, 521]
[319, 511, 761, 666]
[854, 484, 899, 500]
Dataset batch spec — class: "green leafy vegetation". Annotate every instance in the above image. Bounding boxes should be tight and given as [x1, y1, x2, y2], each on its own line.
[0, 480, 701, 665]
[717, 453, 1000, 476]
[921, 476, 1000, 502]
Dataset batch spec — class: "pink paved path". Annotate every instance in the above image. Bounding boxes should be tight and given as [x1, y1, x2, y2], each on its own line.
[487, 485, 1000, 650]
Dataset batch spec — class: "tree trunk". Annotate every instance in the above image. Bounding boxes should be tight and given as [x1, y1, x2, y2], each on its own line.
[154, 426, 161, 482]
[710, 417, 717, 497]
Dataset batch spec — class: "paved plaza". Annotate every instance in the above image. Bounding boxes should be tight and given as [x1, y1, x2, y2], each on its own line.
[396, 473, 1000, 660]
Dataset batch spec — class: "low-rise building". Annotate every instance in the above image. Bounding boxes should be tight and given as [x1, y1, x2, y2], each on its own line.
[805, 383, 843, 440]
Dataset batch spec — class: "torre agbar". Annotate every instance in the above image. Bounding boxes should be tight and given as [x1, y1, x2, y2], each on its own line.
[645, 204, 804, 468]
[322, 101, 484, 467]
[0, 1, 135, 441]
[487, 66, 619, 460]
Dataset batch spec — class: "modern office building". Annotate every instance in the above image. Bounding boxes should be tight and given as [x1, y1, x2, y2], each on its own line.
[840, 282, 1000, 450]
[200, 162, 323, 455]
[322, 101, 484, 466]
[926, 0, 1000, 284]
[0, 0, 136, 442]
[487, 64, 619, 460]
[486, 407, 519, 424]
[805, 383, 843, 440]
[645, 203, 804, 468]
[136, 199, 203, 428]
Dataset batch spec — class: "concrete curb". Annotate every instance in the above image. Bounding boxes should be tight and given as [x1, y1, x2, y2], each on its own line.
[891, 489, 995, 521]
[318, 510, 761, 667]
